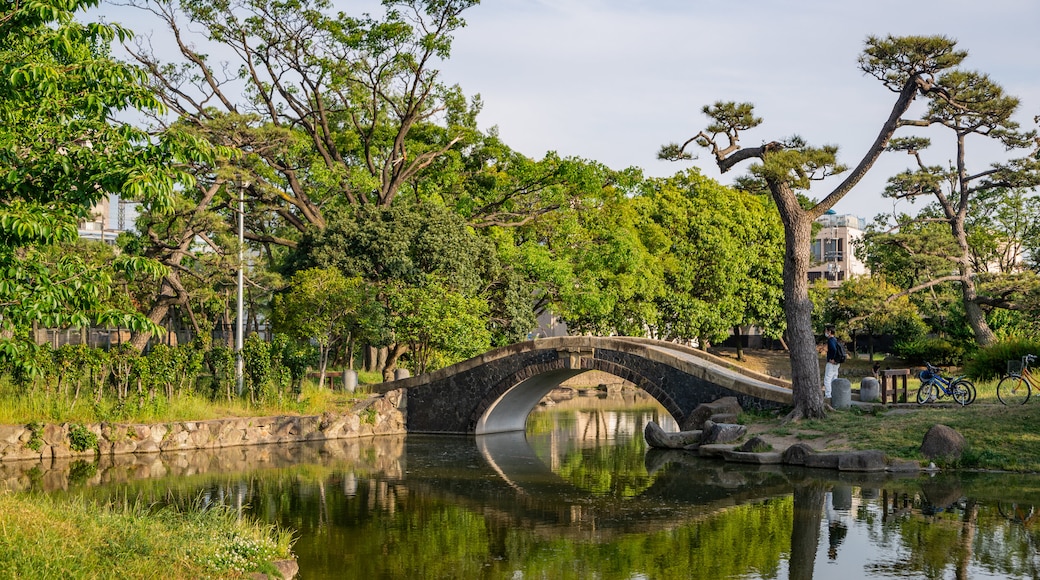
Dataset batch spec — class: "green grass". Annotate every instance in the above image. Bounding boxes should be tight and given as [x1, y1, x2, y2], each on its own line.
[0, 377, 374, 425]
[0, 491, 294, 579]
[757, 387, 1040, 472]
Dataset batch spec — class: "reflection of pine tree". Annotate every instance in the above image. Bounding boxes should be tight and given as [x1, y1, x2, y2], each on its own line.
[790, 482, 825, 580]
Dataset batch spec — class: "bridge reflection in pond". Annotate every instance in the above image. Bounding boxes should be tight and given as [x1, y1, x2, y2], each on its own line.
[14, 403, 1040, 580]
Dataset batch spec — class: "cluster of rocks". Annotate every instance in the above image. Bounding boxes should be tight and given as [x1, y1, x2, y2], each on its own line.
[643, 397, 749, 450]
[645, 396, 969, 473]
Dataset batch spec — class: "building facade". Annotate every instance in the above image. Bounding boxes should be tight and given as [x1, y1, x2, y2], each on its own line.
[808, 212, 868, 287]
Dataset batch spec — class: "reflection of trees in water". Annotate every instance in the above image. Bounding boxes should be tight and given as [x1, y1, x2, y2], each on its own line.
[526, 408, 669, 497]
[34, 422, 1040, 579]
[857, 481, 1040, 579]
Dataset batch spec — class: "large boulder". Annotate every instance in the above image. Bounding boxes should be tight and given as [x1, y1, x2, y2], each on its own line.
[920, 424, 967, 460]
[682, 397, 743, 431]
[699, 420, 747, 445]
[781, 443, 815, 466]
[643, 421, 702, 449]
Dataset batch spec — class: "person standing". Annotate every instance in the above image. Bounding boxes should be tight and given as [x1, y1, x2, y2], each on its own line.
[823, 325, 841, 399]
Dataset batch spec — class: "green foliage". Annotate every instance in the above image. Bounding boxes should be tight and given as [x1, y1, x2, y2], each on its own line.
[278, 339, 317, 394]
[892, 337, 965, 366]
[632, 170, 785, 343]
[242, 333, 272, 404]
[387, 280, 492, 374]
[67, 423, 98, 453]
[859, 35, 966, 91]
[825, 276, 928, 350]
[25, 421, 44, 451]
[204, 346, 236, 401]
[963, 338, 1040, 381]
[0, 0, 211, 366]
[272, 266, 382, 383]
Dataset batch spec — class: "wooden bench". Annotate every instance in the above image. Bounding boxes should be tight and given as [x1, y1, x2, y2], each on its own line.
[880, 369, 911, 404]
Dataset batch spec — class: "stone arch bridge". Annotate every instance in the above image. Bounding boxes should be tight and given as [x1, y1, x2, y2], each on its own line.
[374, 336, 793, 435]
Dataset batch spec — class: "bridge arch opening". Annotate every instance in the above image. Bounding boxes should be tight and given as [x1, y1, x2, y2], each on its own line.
[473, 362, 681, 435]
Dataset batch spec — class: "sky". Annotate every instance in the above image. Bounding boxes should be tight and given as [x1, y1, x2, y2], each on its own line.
[95, 0, 1040, 223]
[427, 0, 1040, 221]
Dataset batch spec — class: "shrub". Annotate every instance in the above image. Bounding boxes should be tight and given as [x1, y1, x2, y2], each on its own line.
[892, 337, 965, 366]
[963, 338, 1040, 381]
[68, 423, 98, 453]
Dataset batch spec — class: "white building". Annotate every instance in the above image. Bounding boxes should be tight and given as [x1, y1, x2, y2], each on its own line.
[78, 194, 131, 243]
[808, 211, 868, 287]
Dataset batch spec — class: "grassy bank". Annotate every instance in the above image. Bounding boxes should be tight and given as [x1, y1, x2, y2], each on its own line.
[0, 492, 294, 579]
[0, 370, 384, 426]
[746, 402, 1040, 472]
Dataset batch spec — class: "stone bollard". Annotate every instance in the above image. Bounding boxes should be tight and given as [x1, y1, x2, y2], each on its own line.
[342, 369, 358, 393]
[859, 377, 880, 402]
[394, 368, 411, 380]
[831, 378, 852, 409]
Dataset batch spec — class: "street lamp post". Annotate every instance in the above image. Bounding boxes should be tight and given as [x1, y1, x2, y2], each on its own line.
[235, 184, 245, 397]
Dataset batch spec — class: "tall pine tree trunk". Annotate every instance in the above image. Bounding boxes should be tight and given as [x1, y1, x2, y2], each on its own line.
[774, 185, 827, 420]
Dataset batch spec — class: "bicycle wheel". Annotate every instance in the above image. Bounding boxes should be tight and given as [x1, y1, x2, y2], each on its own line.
[951, 379, 975, 406]
[916, 381, 937, 404]
[997, 374, 1031, 405]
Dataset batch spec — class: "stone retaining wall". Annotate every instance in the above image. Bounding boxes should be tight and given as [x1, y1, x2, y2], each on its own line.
[0, 390, 406, 463]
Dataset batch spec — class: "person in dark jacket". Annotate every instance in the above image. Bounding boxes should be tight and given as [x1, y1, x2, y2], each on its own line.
[823, 325, 840, 398]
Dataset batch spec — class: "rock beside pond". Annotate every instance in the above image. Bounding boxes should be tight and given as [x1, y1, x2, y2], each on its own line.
[781, 443, 815, 466]
[643, 421, 702, 449]
[920, 424, 966, 460]
[700, 420, 747, 445]
[643, 419, 746, 449]
[682, 397, 743, 431]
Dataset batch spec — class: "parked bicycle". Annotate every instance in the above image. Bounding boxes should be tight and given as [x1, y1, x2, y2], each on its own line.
[997, 354, 1037, 406]
[916, 362, 976, 406]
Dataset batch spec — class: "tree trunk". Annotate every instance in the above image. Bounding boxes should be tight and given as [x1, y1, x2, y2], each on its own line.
[951, 216, 995, 345]
[129, 279, 178, 351]
[318, 344, 330, 389]
[733, 325, 744, 361]
[774, 187, 827, 421]
[949, 134, 996, 347]
[382, 343, 408, 381]
[789, 482, 825, 580]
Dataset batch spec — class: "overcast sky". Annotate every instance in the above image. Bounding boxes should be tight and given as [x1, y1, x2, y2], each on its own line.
[431, 0, 1040, 221]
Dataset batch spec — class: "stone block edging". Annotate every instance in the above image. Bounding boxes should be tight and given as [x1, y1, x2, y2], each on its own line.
[697, 442, 918, 473]
[0, 390, 406, 463]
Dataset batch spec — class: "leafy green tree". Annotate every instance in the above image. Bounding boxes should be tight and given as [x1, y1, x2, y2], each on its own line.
[634, 170, 784, 350]
[879, 68, 1040, 346]
[126, 0, 480, 233]
[857, 214, 972, 339]
[386, 280, 491, 375]
[825, 276, 927, 360]
[661, 35, 968, 420]
[0, 0, 216, 369]
[550, 179, 663, 336]
[295, 202, 497, 375]
[272, 267, 380, 389]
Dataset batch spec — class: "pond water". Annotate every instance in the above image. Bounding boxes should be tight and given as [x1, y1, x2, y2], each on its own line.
[23, 396, 1040, 579]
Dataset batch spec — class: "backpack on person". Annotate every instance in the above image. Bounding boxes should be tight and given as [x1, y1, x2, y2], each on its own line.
[833, 339, 847, 363]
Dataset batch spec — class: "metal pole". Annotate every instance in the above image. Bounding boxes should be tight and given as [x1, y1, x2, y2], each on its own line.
[235, 188, 245, 397]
